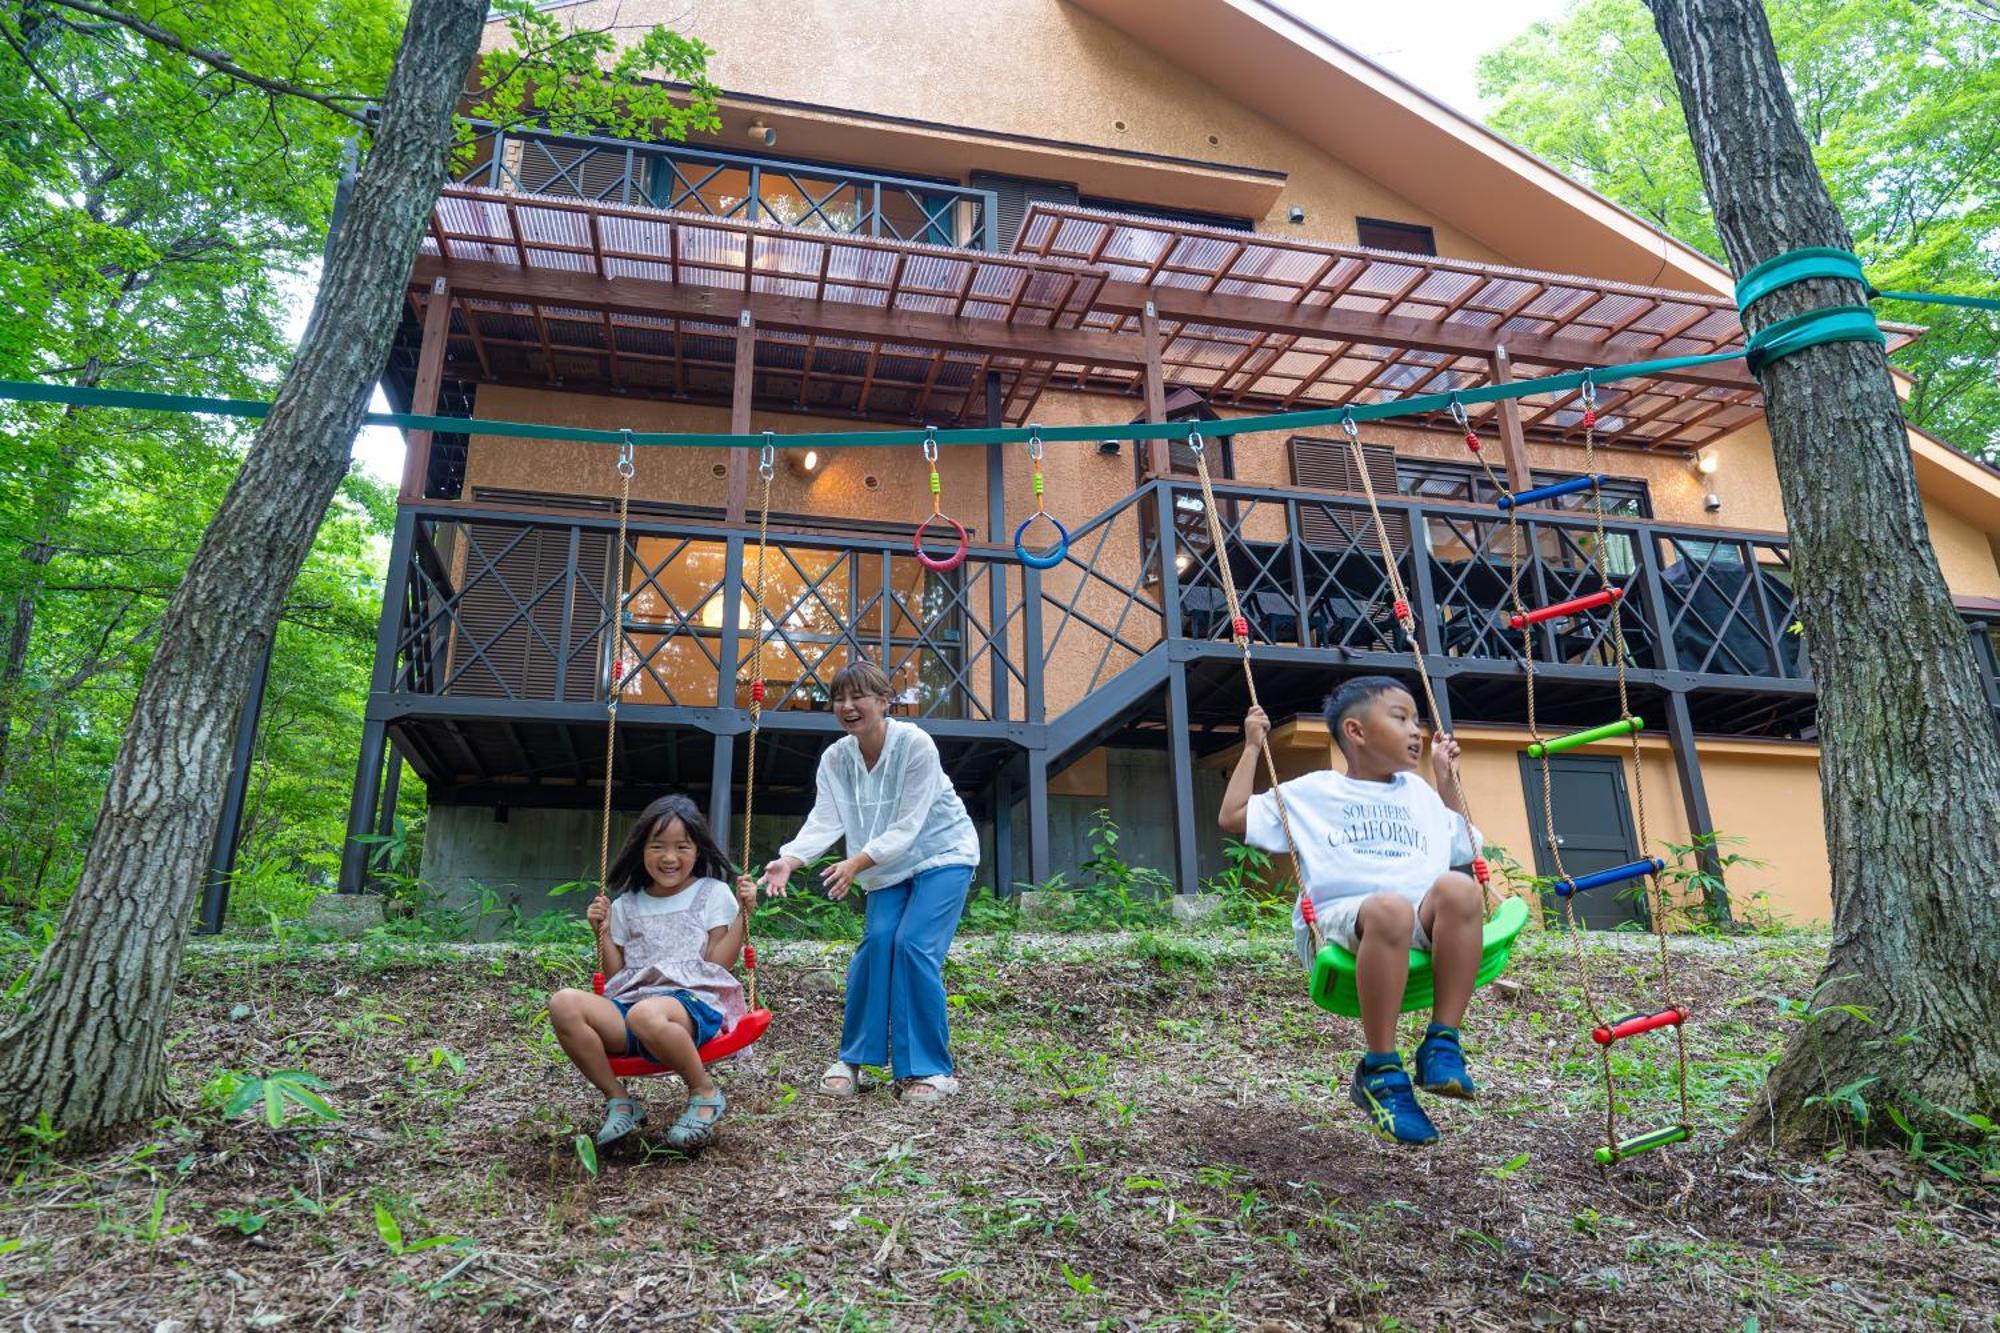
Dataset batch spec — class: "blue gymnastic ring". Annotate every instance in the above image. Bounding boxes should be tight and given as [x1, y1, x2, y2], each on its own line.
[1013, 513, 1069, 569]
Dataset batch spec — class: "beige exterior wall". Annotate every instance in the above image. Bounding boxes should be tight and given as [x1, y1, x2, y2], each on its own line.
[1208, 720, 1833, 926]
[499, 0, 1505, 262]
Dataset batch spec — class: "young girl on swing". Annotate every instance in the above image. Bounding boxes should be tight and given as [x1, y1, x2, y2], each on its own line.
[547, 794, 758, 1149]
[759, 659, 980, 1104]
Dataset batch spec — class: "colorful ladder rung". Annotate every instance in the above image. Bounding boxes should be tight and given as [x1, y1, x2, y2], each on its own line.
[1591, 1005, 1688, 1046]
[1553, 856, 1665, 897]
[1593, 1123, 1691, 1165]
[1508, 586, 1622, 629]
[1497, 473, 1609, 510]
[1528, 716, 1643, 759]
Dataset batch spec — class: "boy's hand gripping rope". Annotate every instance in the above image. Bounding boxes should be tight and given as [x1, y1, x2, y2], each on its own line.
[1012, 429, 1070, 570]
[913, 428, 969, 573]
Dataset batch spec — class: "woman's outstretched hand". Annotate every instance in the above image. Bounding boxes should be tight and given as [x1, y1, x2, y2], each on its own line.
[760, 857, 797, 898]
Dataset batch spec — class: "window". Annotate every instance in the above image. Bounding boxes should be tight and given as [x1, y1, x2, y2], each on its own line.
[1288, 434, 1406, 553]
[1355, 217, 1437, 257]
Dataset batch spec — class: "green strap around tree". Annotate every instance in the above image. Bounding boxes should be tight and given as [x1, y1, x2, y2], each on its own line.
[0, 252, 1986, 451]
[1733, 245, 1999, 373]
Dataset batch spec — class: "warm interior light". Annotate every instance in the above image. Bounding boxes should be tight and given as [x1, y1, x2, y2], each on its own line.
[700, 593, 754, 630]
[1174, 551, 1193, 573]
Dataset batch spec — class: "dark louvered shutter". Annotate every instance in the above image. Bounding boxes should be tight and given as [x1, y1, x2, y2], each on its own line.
[971, 172, 1079, 250]
[511, 138, 634, 203]
[448, 526, 609, 702]
[1288, 435, 1408, 554]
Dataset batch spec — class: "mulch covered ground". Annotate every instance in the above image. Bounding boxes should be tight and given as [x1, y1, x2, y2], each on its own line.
[2, 929, 1995, 1330]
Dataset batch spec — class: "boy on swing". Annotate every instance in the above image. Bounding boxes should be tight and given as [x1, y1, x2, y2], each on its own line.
[1220, 676, 1485, 1145]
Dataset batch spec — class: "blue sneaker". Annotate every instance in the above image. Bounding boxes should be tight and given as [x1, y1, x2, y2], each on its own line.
[1349, 1057, 1438, 1145]
[1414, 1025, 1477, 1100]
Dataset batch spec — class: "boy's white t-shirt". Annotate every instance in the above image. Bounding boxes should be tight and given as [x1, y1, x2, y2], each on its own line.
[1244, 771, 1481, 930]
[609, 878, 738, 944]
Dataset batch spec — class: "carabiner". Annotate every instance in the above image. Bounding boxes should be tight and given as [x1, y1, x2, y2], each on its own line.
[616, 429, 636, 479]
[1579, 372, 1598, 410]
[1448, 394, 1469, 428]
[922, 425, 939, 464]
[1340, 412, 1359, 442]
[1186, 428, 1205, 458]
[1027, 428, 1044, 463]
[758, 430, 776, 480]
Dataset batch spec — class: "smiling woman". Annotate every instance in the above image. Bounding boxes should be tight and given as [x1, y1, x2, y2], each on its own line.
[758, 659, 982, 1103]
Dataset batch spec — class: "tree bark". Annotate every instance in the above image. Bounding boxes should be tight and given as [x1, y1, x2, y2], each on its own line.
[0, 0, 489, 1139]
[1646, 0, 2000, 1146]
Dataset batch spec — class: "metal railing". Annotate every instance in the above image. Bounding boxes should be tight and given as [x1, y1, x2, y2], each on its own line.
[1032, 478, 1816, 693]
[387, 505, 1030, 722]
[453, 124, 1000, 250]
[379, 484, 2000, 736]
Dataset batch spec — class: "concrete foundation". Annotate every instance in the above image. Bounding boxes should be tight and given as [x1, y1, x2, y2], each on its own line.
[419, 745, 1228, 925]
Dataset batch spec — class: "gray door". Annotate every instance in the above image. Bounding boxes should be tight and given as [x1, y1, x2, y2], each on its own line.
[1518, 754, 1646, 929]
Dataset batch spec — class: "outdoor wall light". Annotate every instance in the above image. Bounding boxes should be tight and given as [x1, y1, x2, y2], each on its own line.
[1689, 449, 1720, 477]
[788, 448, 820, 478]
[1288, 205, 1306, 224]
[747, 119, 777, 147]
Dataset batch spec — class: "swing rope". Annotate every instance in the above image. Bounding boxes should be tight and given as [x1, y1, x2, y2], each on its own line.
[737, 435, 777, 1013]
[595, 430, 776, 1017]
[1187, 432, 1321, 955]
[596, 432, 639, 917]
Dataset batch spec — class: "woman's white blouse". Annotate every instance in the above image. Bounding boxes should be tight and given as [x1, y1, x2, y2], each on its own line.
[777, 719, 980, 891]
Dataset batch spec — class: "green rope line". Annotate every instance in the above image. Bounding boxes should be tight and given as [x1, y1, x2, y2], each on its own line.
[0, 249, 1985, 452]
[0, 347, 1745, 451]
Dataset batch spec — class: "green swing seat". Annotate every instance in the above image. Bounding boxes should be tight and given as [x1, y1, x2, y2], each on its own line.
[1308, 894, 1531, 1018]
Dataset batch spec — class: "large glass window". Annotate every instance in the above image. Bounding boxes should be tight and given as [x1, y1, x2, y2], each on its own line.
[616, 540, 971, 717]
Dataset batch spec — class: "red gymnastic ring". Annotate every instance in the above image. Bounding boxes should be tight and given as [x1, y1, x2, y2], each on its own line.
[913, 512, 969, 572]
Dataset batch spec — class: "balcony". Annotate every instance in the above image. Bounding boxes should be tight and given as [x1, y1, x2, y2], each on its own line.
[454, 125, 1000, 250]
[371, 478, 1862, 799]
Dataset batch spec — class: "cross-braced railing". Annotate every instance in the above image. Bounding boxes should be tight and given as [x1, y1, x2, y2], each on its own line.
[379, 484, 2000, 742]
[454, 124, 999, 250]
[387, 506, 1025, 721]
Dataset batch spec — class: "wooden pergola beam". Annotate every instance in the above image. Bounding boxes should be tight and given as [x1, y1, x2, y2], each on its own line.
[402, 275, 452, 503]
[1095, 280, 1756, 391]
[411, 256, 1145, 370]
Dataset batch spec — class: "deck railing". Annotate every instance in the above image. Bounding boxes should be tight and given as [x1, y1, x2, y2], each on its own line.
[379, 483, 1995, 731]
[452, 124, 999, 251]
[387, 505, 1032, 723]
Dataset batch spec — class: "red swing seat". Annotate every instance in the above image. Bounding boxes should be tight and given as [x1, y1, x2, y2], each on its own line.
[593, 968, 772, 1078]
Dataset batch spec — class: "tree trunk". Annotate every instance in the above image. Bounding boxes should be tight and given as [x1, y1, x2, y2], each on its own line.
[0, 0, 488, 1139]
[1646, 0, 2000, 1146]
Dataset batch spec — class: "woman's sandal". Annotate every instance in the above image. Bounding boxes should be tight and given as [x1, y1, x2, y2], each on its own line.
[899, 1074, 961, 1105]
[820, 1060, 871, 1097]
[666, 1089, 726, 1150]
[595, 1095, 646, 1145]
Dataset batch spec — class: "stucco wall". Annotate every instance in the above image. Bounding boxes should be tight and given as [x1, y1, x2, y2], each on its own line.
[489, 0, 1504, 263]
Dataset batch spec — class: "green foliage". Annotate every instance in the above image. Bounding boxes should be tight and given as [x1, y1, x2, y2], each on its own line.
[1200, 837, 1292, 931]
[0, 0, 719, 940]
[214, 1069, 339, 1129]
[1479, 0, 2000, 460]
[469, 1, 720, 147]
